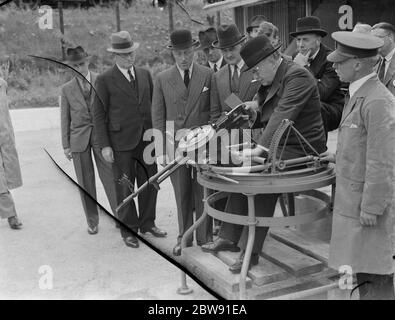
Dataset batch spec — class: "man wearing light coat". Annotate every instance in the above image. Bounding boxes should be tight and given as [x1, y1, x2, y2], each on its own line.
[324, 31, 395, 300]
[0, 77, 23, 229]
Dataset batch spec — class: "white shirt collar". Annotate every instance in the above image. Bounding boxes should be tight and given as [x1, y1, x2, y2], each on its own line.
[349, 72, 376, 98]
[116, 63, 135, 81]
[208, 55, 223, 71]
[176, 62, 193, 80]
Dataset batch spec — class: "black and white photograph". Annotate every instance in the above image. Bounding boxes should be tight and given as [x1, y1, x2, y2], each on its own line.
[0, 0, 394, 305]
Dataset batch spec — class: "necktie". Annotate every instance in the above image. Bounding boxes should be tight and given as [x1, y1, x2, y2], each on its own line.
[378, 57, 386, 82]
[213, 64, 218, 72]
[127, 69, 136, 90]
[184, 69, 190, 88]
[231, 65, 239, 93]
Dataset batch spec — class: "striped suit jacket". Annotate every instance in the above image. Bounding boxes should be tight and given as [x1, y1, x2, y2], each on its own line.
[152, 63, 214, 158]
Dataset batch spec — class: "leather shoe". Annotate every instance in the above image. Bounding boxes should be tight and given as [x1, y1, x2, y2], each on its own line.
[124, 236, 139, 248]
[201, 237, 240, 253]
[87, 225, 98, 234]
[229, 251, 259, 274]
[173, 244, 181, 256]
[141, 226, 167, 238]
[8, 216, 22, 230]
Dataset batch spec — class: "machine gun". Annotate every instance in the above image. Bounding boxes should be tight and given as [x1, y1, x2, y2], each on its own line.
[115, 103, 256, 213]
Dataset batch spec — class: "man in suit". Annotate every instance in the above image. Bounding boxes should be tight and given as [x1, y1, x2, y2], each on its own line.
[203, 35, 327, 274]
[201, 24, 261, 252]
[0, 77, 23, 230]
[93, 31, 166, 248]
[209, 24, 261, 121]
[152, 29, 214, 256]
[372, 22, 395, 96]
[291, 16, 344, 136]
[324, 31, 395, 300]
[197, 27, 226, 72]
[61, 46, 118, 235]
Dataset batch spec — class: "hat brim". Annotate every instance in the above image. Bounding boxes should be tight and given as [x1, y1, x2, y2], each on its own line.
[246, 26, 258, 33]
[212, 35, 247, 49]
[290, 29, 328, 38]
[66, 55, 91, 65]
[327, 50, 356, 63]
[244, 43, 282, 71]
[107, 42, 140, 53]
[167, 39, 199, 50]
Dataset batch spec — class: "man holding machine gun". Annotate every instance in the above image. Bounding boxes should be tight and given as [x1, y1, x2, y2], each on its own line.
[202, 35, 327, 273]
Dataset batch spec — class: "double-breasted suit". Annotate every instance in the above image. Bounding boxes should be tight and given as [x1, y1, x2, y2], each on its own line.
[329, 75, 395, 275]
[152, 63, 214, 246]
[60, 72, 118, 228]
[93, 65, 158, 238]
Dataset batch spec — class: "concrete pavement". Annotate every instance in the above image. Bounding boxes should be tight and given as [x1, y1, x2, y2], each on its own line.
[0, 127, 214, 300]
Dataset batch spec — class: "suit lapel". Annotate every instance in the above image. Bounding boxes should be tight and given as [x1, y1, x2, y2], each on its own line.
[263, 60, 286, 105]
[339, 77, 376, 126]
[383, 55, 395, 86]
[135, 67, 144, 103]
[111, 65, 136, 98]
[70, 77, 87, 109]
[184, 63, 206, 122]
[309, 45, 326, 76]
[168, 65, 188, 100]
[238, 64, 254, 101]
[89, 72, 98, 108]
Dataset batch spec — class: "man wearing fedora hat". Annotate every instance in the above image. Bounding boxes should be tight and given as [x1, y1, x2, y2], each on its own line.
[204, 35, 327, 273]
[60, 46, 117, 235]
[152, 29, 214, 256]
[209, 24, 261, 122]
[322, 31, 395, 300]
[201, 24, 261, 254]
[197, 27, 226, 72]
[291, 16, 345, 137]
[93, 31, 166, 248]
[246, 15, 268, 39]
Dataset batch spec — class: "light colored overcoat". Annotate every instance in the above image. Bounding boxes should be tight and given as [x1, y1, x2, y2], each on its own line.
[329, 75, 395, 274]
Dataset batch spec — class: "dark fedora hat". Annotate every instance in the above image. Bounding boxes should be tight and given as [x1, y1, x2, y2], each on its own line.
[290, 16, 327, 38]
[65, 46, 90, 65]
[212, 24, 246, 49]
[196, 27, 218, 50]
[168, 29, 199, 50]
[246, 15, 268, 33]
[240, 35, 282, 70]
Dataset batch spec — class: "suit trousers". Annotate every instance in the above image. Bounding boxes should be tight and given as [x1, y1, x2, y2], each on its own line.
[72, 142, 118, 229]
[356, 273, 395, 300]
[219, 193, 280, 253]
[113, 138, 158, 238]
[0, 191, 17, 219]
[170, 165, 212, 246]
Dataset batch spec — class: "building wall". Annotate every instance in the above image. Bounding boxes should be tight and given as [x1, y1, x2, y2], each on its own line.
[234, 0, 395, 53]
